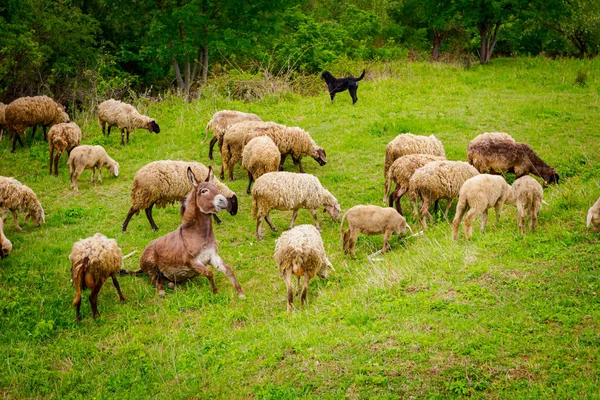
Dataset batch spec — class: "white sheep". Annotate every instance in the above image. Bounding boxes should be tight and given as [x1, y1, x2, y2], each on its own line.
[0, 176, 45, 231]
[67, 145, 119, 191]
[97, 99, 160, 145]
[251, 172, 341, 240]
[203, 110, 262, 160]
[48, 122, 82, 176]
[384, 133, 445, 178]
[452, 174, 515, 240]
[512, 175, 545, 236]
[274, 224, 333, 312]
[588, 197, 600, 232]
[0, 216, 12, 259]
[241, 135, 281, 194]
[340, 205, 412, 257]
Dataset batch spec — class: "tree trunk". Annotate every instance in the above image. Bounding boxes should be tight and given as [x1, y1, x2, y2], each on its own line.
[432, 30, 448, 61]
[202, 46, 208, 85]
[172, 57, 184, 89]
[479, 21, 502, 64]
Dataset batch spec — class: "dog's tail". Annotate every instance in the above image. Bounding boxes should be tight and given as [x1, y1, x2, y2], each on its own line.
[354, 69, 366, 82]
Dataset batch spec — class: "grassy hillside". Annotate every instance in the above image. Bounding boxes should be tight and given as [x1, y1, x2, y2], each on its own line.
[1, 57, 599, 399]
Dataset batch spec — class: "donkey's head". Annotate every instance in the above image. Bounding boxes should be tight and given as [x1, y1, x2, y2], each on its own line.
[186, 166, 228, 214]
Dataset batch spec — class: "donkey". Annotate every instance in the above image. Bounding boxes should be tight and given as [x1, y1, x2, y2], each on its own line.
[122, 166, 245, 298]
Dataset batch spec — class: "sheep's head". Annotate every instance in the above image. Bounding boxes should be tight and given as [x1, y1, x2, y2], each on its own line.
[323, 194, 341, 222]
[317, 258, 334, 279]
[312, 146, 327, 166]
[108, 161, 120, 177]
[25, 207, 45, 227]
[147, 120, 160, 134]
[588, 207, 600, 231]
[542, 172, 559, 186]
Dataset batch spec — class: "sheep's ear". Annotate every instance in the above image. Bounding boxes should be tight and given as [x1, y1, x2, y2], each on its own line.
[187, 167, 198, 187]
[205, 166, 214, 183]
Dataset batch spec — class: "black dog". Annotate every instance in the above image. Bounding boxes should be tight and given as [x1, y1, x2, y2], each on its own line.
[321, 69, 365, 105]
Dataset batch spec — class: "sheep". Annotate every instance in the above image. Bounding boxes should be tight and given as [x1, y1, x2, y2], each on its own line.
[69, 233, 126, 321]
[274, 224, 333, 312]
[241, 135, 281, 194]
[0, 176, 45, 231]
[121, 160, 238, 232]
[0, 102, 6, 141]
[251, 172, 341, 241]
[512, 175, 545, 236]
[0, 216, 12, 259]
[588, 197, 600, 232]
[468, 132, 515, 147]
[67, 145, 119, 191]
[467, 139, 559, 185]
[48, 122, 82, 176]
[452, 174, 515, 240]
[97, 99, 160, 145]
[220, 120, 279, 180]
[5, 96, 70, 152]
[409, 160, 480, 229]
[340, 205, 412, 257]
[384, 133, 446, 178]
[203, 110, 262, 160]
[383, 154, 446, 215]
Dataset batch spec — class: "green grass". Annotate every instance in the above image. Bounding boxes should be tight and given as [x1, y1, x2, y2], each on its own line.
[1, 57, 599, 398]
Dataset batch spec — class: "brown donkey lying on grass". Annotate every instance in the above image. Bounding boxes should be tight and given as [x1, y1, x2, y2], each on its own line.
[122, 167, 245, 299]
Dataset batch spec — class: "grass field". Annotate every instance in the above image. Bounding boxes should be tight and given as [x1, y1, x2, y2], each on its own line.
[1, 57, 599, 399]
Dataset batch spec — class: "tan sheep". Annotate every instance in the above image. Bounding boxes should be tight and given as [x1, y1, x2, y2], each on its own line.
[452, 174, 515, 240]
[121, 160, 238, 232]
[409, 160, 480, 229]
[383, 154, 446, 215]
[5, 96, 70, 152]
[69, 233, 126, 321]
[0, 176, 45, 231]
[67, 145, 119, 191]
[0, 102, 6, 141]
[48, 122, 82, 176]
[251, 172, 341, 241]
[340, 205, 412, 257]
[384, 133, 445, 178]
[204, 110, 262, 160]
[0, 216, 12, 259]
[97, 99, 160, 145]
[274, 224, 333, 312]
[241, 136, 281, 194]
[588, 197, 600, 232]
[512, 175, 545, 236]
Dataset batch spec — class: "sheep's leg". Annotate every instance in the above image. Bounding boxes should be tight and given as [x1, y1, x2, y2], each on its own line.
[452, 201, 467, 241]
[480, 209, 489, 233]
[310, 209, 321, 231]
[443, 199, 453, 220]
[530, 208, 537, 233]
[279, 154, 287, 171]
[265, 213, 278, 232]
[284, 269, 294, 312]
[11, 133, 19, 153]
[300, 273, 310, 308]
[111, 275, 126, 302]
[228, 163, 234, 181]
[89, 280, 105, 319]
[48, 145, 55, 175]
[189, 260, 217, 294]
[208, 255, 246, 299]
[382, 230, 392, 253]
[463, 208, 480, 239]
[517, 203, 526, 236]
[126, 129, 130, 144]
[220, 163, 225, 180]
[342, 229, 350, 253]
[208, 137, 218, 160]
[246, 171, 254, 195]
[297, 158, 305, 173]
[255, 216, 265, 241]
[53, 150, 62, 177]
[30, 126, 37, 139]
[97, 168, 103, 184]
[120, 128, 125, 146]
[42, 125, 47, 141]
[494, 202, 504, 224]
[145, 204, 159, 231]
[295, 276, 301, 296]
[419, 199, 431, 230]
[101, 122, 106, 135]
[10, 209, 22, 231]
[107, 125, 112, 136]
[349, 229, 360, 257]
[289, 210, 299, 229]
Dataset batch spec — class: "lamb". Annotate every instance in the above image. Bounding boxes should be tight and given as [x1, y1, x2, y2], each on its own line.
[587, 197, 600, 232]
[409, 160, 479, 229]
[452, 174, 515, 240]
[383, 154, 446, 215]
[0, 216, 12, 259]
[121, 160, 238, 232]
[340, 205, 412, 257]
[0, 176, 45, 231]
[274, 224, 333, 312]
[203, 110, 262, 160]
[48, 122, 82, 176]
[241, 136, 281, 194]
[467, 139, 559, 185]
[97, 99, 160, 145]
[251, 172, 341, 241]
[384, 133, 446, 178]
[69, 233, 126, 321]
[67, 145, 119, 191]
[5, 96, 70, 152]
[512, 175, 545, 236]
[0, 102, 6, 141]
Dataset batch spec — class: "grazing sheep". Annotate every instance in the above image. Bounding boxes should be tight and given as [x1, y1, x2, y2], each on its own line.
[121, 160, 238, 232]
[340, 205, 412, 257]
[251, 172, 341, 241]
[97, 99, 160, 145]
[587, 197, 600, 232]
[70, 233, 126, 320]
[241, 136, 281, 194]
[48, 122, 82, 176]
[383, 154, 446, 215]
[409, 161, 479, 229]
[0, 102, 6, 141]
[274, 224, 333, 312]
[467, 139, 559, 185]
[512, 175, 545, 236]
[0, 176, 45, 231]
[204, 110, 262, 160]
[67, 145, 119, 191]
[5, 96, 70, 152]
[0, 217, 12, 259]
[384, 133, 446, 178]
[220, 120, 279, 180]
[452, 174, 515, 240]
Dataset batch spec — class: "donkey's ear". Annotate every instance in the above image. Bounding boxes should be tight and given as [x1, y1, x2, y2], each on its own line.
[187, 167, 198, 187]
[205, 166, 214, 182]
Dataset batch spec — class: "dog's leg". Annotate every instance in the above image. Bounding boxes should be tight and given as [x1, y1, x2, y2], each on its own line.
[349, 85, 358, 105]
[329, 91, 336, 102]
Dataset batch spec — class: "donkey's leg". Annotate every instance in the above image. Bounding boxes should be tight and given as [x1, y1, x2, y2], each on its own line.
[190, 260, 217, 294]
[209, 254, 245, 299]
